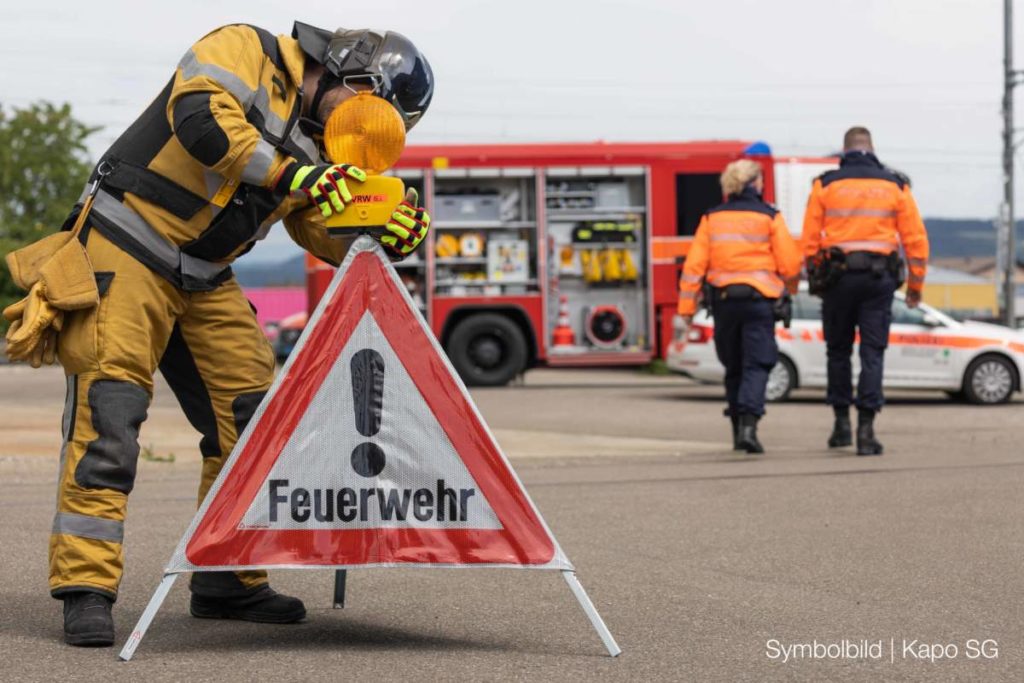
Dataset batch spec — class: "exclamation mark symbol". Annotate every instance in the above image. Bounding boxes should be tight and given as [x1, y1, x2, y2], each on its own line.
[351, 349, 386, 477]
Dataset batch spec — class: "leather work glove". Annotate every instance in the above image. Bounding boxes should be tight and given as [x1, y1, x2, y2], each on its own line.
[4, 282, 64, 367]
[380, 188, 430, 260]
[274, 162, 367, 218]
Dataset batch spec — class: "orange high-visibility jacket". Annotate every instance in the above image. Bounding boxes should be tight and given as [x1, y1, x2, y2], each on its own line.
[678, 187, 803, 316]
[801, 151, 929, 294]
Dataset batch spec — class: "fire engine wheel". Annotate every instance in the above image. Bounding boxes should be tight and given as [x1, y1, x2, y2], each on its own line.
[963, 355, 1016, 405]
[765, 356, 796, 402]
[446, 313, 528, 387]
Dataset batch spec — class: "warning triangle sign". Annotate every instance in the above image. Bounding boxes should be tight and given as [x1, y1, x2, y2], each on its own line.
[166, 237, 571, 572]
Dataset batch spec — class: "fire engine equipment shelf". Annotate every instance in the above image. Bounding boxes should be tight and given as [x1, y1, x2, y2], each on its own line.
[436, 257, 488, 265]
[433, 221, 537, 230]
[546, 210, 647, 220]
[436, 279, 538, 286]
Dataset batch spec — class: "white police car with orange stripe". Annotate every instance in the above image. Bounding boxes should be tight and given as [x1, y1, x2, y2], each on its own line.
[666, 285, 1024, 404]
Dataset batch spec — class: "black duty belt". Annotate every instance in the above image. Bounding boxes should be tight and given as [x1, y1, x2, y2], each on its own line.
[843, 251, 890, 271]
[713, 284, 776, 301]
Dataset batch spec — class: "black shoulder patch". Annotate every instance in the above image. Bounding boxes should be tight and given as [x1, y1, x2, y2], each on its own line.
[819, 165, 904, 190]
[706, 198, 777, 218]
[886, 167, 912, 188]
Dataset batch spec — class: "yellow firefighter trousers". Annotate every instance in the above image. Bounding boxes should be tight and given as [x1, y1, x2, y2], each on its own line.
[50, 228, 275, 600]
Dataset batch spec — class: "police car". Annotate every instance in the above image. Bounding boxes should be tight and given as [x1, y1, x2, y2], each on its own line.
[666, 285, 1024, 404]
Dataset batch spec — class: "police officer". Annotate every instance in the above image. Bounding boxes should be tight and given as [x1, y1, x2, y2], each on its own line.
[801, 127, 929, 455]
[3, 22, 433, 646]
[679, 160, 802, 453]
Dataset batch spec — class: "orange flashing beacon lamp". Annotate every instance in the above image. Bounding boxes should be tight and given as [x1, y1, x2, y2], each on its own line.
[322, 92, 407, 235]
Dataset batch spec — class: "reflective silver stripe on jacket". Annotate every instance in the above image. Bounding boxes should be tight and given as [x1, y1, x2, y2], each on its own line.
[91, 190, 229, 286]
[52, 511, 124, 543]
[179, 50, 256, 109]
[907, 257, 927, 269]
[289, 122, 321, 163]
[832, 240, 896, 253]
[680, 273, 702, 284]
[240, 140, 278, 185]
[824, 208, 897, 218]
[678, 290, 698, 300]
[251, 85, 288, 139]
[709, 232, 770, 243]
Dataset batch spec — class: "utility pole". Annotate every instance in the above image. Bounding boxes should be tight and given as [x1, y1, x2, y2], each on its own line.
[1003, 0, 1018, 326]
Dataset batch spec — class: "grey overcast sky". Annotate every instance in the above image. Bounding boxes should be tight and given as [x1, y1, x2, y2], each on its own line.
[0, 0, 1015, 260]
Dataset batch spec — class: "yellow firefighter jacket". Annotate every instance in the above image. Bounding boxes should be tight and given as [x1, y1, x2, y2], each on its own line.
[85, 23, 351, 291]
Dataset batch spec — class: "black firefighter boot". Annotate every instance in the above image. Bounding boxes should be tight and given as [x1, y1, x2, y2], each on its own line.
[828, 406, 853, 448]
[736, 414, 765, 454]
[190, 576, 306, 624]
[63, 591, 115, 647]
[726, 410, 741, 450]
[856, 409, 884, 456]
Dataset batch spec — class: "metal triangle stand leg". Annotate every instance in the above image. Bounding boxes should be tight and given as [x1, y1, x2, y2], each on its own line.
[118, 573, 178, 662]
[562, 570, 621, 657]
[333, 570, 347, 608]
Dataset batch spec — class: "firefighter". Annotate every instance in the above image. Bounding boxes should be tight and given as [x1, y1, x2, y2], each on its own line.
[678, 160, 802, 453]
[3, 22, 433, 646]
[801, 127, 928, 455]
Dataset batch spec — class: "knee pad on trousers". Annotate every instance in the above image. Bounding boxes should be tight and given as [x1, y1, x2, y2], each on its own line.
[232, 391, 267, 437]
[74, 380, 149, 494]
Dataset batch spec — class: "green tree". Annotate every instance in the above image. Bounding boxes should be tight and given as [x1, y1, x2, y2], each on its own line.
[0, 102, 98, 327]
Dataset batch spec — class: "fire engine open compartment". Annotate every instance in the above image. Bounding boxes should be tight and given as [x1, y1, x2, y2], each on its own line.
[544, 167, 651, 359]
[430, 167, 538, 296]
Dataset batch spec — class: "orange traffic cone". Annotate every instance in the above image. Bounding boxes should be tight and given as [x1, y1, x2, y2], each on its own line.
[552, 295, 576, 348]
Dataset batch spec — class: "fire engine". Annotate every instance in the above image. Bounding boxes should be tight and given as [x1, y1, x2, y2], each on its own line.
[303, 140, 835, 386]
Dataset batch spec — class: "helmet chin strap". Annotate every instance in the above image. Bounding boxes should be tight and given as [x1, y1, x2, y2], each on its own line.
[301, 70, 341, 136]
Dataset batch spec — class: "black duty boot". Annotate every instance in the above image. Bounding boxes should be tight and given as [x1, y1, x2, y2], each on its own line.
[735, 414, 764, 454]
[828, 406, 853, 448]
[729, 414, 741, 450]
[191, 585, 306, 623]
[63, 592, 115, 647]
[856, 409, 884, 456]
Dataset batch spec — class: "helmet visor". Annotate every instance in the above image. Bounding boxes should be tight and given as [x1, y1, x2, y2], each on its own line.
[372, 33, 433, 131]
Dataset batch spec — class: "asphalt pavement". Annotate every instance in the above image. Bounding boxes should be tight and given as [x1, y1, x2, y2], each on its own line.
[1, 365, 1022, 681]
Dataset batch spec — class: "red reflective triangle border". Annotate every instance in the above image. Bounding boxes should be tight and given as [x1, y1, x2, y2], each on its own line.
[185, 251, 556, 567]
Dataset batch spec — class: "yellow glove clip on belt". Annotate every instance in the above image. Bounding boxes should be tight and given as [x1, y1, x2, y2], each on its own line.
[321, 92, 407, 236]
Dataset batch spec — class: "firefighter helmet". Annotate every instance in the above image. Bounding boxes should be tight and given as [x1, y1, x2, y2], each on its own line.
[293, 21, 433, 131]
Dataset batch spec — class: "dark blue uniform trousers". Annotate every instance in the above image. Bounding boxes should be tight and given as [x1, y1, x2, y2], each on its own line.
[822, 271, 896, 411]
[713, 298, 778, 417]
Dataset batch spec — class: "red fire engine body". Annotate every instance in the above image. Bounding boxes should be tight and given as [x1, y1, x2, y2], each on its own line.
[305, 140, 833, 386]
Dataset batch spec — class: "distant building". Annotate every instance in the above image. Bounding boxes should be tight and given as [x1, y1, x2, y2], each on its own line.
[920, 264, 1000, 320]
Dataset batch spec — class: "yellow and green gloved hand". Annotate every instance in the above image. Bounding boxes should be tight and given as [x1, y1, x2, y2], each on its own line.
[275, 162, 367, 217]
[381, 188, 430, 260]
